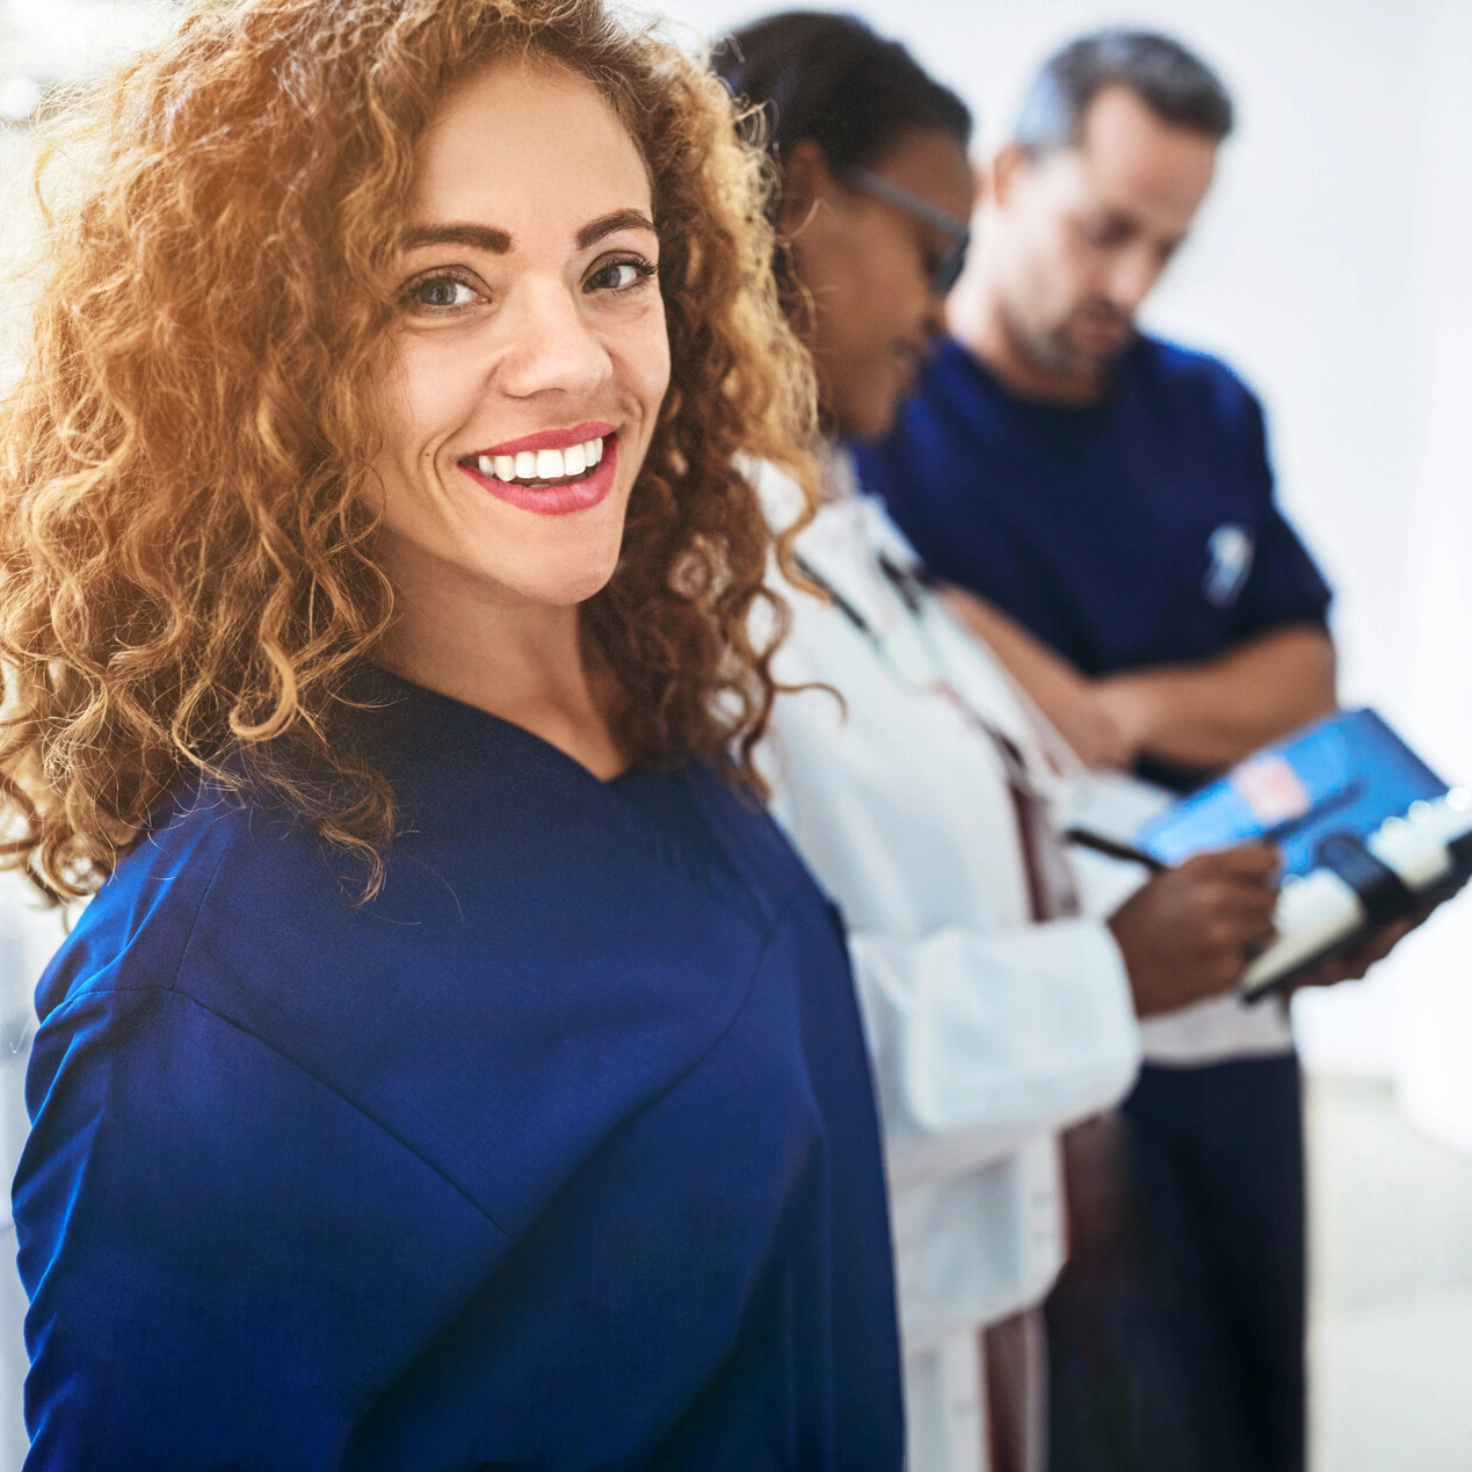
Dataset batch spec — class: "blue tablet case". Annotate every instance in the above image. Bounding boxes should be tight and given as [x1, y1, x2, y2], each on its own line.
[1136, 708, 1449, 875]
[1134, 709, 1472, 994]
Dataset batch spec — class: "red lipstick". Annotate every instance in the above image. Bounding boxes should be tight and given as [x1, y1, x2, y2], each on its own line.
[458, 425, 619, 517]
[471, 421, 615, 458]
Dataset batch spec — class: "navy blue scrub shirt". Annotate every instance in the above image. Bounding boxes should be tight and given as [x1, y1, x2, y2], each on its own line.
[14, 666, 904, 1471]
[854, 334, 1333, 789]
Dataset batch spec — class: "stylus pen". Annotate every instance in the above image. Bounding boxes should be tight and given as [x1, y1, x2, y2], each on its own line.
[1063, 827, 1169, 873]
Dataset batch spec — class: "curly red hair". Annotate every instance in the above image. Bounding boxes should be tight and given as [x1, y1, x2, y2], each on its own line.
[0, 0, 818, 900]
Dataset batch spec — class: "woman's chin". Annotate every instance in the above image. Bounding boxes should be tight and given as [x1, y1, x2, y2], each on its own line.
[489, 547, 624, 609]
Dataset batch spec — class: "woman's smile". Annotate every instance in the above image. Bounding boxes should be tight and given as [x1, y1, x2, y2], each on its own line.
[456, 420, 617, 516]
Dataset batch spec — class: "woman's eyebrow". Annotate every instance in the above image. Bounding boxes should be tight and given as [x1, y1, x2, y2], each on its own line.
[400, 211, 654, 256]
[576, 209, 657, 249]
[402, 223, 511, 253]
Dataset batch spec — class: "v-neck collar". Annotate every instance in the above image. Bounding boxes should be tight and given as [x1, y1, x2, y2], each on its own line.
[342, 663, 765, 925]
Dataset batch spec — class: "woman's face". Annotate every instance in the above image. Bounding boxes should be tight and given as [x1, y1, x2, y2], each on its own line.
[785, 128, 973, 441]
[369, 58, 670, 610]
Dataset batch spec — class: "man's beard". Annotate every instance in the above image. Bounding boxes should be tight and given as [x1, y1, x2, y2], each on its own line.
[1010, 298, 1135, 379]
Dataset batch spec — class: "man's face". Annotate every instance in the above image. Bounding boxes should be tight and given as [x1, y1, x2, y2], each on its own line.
[988, 85, 1218, 377]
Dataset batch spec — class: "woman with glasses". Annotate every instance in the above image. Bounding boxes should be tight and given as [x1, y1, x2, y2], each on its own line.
[717, 15, 972, 445]
[717, 14, 1285, 1470]
[2, 1, 906, 1465]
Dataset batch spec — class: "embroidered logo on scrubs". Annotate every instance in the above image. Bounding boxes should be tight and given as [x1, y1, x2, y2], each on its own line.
[1202, 524, 1255, 608]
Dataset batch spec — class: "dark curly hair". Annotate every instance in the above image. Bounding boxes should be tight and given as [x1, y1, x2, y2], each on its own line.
[0, 0, 819, 900]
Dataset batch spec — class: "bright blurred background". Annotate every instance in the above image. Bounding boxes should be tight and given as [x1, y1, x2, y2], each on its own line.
[1, 0, 1469, 1467]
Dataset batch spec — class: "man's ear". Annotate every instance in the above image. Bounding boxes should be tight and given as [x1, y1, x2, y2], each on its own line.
[778, 137, 839, 236]
[990, 142, 1032, 210]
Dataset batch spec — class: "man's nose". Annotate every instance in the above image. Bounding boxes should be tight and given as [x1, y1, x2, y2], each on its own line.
[494, 278, 614, 401]
[1106, 245, 1166, 314]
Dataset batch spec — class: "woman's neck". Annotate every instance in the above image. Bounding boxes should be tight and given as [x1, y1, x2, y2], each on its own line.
[373, 552, 629, 782]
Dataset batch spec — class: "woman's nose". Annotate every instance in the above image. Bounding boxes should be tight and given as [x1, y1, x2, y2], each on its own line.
[493, 277, 614, 401]
[922, 290, 949, 339]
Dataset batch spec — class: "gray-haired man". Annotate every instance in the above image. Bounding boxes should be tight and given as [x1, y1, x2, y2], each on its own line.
[858, 31, 1349, 1472]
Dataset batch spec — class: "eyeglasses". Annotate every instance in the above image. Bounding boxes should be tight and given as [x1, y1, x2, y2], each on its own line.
[846, 168, 971, 299]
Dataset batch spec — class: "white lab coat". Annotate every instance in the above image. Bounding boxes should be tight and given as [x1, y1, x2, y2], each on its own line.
[758, 456, 1142, 1472]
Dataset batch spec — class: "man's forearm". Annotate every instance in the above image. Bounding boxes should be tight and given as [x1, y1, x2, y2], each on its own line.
[1094, 625, 1336, 771]
[940, 586, 1078, 692]
[940, 586, 1133, 768]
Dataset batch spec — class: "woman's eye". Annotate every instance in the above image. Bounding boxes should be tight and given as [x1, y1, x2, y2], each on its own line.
[586, 258, 656, 293]
[403, 274, 481, 311]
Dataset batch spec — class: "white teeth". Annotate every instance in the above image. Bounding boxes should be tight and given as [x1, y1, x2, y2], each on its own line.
[473, 437, 606, 486]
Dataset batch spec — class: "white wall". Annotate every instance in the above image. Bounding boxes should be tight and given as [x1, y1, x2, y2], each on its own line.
[1391, 0, 1472, 1151]
[654, 0, 1472, 1125]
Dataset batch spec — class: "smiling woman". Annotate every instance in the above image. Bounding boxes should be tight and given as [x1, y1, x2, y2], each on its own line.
[0, 1, 904, 1467]
[367, 56, 678, 779]
[0, 0, 817, 884]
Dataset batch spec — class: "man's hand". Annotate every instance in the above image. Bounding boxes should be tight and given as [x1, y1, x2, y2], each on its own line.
[1108, 844, 1280, 1017]
[1042, 668, 1130, 771]
[1029, 667, 1135, 770]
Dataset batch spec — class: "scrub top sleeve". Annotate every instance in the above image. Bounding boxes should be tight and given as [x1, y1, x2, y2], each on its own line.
[1230, 390, 1335, 638]
[846, 919, 1141, 1190]
[15, 986, 505, 1472]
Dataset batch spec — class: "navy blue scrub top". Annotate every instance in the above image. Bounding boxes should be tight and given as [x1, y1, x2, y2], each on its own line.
[14, 668, 903, 1471]
[855, 333, 1332, 695]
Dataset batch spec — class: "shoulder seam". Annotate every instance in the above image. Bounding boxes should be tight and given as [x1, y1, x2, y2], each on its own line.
[167, 822, 236, 993]
[570, 880, 819, 1179]
[36, 808, 239, 1024]
[44, 984, 509, 1235]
